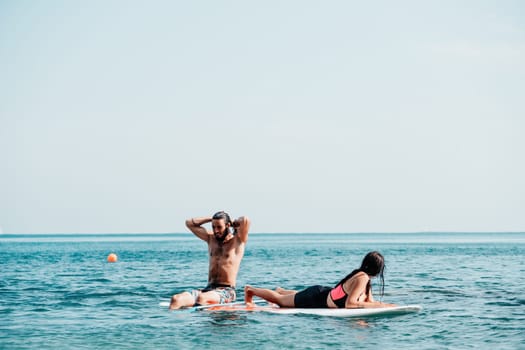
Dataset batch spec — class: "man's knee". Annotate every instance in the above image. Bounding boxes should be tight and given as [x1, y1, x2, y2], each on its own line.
[171, 291, 194, 305]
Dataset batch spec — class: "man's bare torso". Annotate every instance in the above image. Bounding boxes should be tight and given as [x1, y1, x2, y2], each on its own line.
[207, 236, 245, 287]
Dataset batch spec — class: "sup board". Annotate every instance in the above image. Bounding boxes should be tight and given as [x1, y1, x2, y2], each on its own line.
[161, 300, 422, 318]
[159, 300, 263, 310]
[262, 305, 422, 317]
[196, 303, 421, 318]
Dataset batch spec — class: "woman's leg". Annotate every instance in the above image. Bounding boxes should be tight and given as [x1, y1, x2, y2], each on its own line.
[275, 287, 297, 295]
[244, 285, 296, 307]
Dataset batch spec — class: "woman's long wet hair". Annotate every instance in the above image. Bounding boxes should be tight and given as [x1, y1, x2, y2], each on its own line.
[336, 251, 385, 298]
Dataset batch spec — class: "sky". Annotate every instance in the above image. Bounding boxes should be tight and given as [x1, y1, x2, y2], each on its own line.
[1, 1, 524, 234]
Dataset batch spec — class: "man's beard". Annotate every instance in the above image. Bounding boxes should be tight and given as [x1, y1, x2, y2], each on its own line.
[215, 229, 229, 243]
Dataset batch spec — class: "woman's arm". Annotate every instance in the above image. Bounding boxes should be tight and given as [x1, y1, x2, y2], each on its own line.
[345, 274, 396, 308]
[365, 287, 375, 302]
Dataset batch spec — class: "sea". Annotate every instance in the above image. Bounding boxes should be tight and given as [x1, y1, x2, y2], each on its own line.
[1, 232, 524, 349]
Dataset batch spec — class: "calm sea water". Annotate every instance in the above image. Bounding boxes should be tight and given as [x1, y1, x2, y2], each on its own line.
[1, 232, 524, 349]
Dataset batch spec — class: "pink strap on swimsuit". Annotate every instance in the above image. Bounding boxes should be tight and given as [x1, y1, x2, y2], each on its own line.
[330, 284, 348, 308]
[330, 284, 346, 300]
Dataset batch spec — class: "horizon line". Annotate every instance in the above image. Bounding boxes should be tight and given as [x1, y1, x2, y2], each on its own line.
[1, 231, 524, 235]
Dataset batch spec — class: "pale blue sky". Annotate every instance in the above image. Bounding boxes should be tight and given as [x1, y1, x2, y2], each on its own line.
[1, 1, 524, 233]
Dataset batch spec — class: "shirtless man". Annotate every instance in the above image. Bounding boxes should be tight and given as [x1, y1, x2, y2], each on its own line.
[169, 211, 250, 310]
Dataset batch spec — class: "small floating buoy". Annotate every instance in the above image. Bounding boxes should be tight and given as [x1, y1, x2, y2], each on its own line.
[107, 253, 118, 263]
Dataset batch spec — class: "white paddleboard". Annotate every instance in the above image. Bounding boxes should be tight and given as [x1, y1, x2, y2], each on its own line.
[159, 300, 261, 310]
[198, 303, 422, 318]
[264, 305, 422, 317]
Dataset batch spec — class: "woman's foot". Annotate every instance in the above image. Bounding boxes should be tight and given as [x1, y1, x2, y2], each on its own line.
[244, 285, 254, 306]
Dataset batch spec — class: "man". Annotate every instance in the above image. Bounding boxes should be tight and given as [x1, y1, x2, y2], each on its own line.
[169, 211, 251, 310]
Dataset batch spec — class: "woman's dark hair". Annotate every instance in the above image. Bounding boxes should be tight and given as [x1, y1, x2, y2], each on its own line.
[336, 251, 385, 297]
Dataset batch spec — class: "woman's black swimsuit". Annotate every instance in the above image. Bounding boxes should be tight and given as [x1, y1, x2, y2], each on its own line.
[293, 285, 331, 308]
[294, 283, 351, 308]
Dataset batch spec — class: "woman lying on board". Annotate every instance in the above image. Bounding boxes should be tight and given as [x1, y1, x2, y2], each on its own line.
[244, 251, 396, 309]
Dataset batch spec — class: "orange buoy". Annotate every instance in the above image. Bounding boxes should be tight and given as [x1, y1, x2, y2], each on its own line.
[107, 253, 118, 263]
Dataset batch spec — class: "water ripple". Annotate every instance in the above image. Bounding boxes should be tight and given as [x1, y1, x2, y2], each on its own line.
[1, 233, 524, 349]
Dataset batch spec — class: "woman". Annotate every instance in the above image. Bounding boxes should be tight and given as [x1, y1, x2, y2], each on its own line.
[244, 251, 396, 308]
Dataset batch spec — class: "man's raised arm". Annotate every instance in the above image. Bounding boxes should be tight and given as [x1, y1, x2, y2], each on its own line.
[233, 216, 251, 243]
[185, 216, 212, 241]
